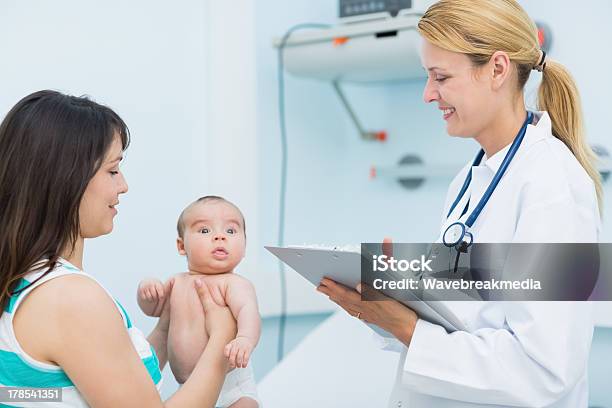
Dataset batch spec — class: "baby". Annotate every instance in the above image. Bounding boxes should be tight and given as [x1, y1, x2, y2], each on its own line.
[137, 196, 260, 408]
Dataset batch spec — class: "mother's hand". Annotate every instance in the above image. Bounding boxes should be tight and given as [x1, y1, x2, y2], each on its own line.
[195, 279, 237, 341]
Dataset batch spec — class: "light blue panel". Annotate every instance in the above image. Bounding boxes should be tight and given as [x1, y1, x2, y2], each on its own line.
[589, 327, 612, 407]
[251, 313, 333, 382]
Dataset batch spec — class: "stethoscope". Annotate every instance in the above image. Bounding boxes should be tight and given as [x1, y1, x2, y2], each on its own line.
[442, 111, 534, 252]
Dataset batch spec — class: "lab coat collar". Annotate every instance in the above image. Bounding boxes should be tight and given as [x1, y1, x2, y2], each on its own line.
[480, 111, 551, 173]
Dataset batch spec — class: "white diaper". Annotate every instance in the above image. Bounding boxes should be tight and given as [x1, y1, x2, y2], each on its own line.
[216, 365, 260, 408]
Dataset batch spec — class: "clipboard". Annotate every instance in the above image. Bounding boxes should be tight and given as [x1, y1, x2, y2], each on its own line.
[265, 245, 467, 335]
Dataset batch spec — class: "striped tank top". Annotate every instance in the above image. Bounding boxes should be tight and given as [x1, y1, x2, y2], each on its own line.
[0, 259, 162, 407]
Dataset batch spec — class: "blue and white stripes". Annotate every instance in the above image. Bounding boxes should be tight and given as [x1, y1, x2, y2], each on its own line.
[0, 260, 162, 407]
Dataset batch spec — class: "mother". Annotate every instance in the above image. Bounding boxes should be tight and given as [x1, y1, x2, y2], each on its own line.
[0, 90, 235, 407]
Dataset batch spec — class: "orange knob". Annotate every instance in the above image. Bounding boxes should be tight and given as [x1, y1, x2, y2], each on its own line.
[333, 37, 349, 46]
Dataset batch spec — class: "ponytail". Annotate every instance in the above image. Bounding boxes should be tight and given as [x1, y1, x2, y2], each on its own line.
[537, 60, 603, 214]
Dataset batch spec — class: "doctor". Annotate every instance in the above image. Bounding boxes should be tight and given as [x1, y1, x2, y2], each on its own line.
[317, 0, 602, 407]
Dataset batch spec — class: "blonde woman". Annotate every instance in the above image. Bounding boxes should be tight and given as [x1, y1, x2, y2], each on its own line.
[317, 0, 601, 406]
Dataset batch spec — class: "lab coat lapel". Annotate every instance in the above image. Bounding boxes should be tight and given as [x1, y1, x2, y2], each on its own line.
[468, 165, 493, 224]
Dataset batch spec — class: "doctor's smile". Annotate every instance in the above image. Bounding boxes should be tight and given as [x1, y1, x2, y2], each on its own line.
[440, 106, 455, 120]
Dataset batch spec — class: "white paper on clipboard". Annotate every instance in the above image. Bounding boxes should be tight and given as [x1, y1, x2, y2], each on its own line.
[265, 246, 467, 335]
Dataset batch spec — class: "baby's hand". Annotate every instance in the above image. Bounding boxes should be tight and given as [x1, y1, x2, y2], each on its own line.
[137, 278, 166, 316]
[224, 336, 255, 369]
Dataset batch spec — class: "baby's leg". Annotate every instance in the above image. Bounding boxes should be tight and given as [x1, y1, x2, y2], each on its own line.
[167, 275, 209, 384]
[228, 397, 258, 408]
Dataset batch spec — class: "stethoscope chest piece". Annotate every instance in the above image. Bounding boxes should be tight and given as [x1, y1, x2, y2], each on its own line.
[443, 221, 473, 251]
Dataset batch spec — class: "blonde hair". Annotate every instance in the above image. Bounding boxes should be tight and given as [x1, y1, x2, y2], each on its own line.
[418, 0, 603, 213]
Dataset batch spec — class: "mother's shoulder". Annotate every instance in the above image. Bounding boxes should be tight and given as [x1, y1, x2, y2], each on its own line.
[25, 273, 108, 304]
[13, 273, 125, 365]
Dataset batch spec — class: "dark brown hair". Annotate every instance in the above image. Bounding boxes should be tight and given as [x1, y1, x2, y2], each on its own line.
[0, 90, 130, 310]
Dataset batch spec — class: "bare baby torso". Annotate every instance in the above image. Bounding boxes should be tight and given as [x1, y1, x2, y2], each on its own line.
[167, 273, 232, 383]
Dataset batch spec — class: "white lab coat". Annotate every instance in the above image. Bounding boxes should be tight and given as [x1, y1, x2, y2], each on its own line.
[386, 111, 600, 408]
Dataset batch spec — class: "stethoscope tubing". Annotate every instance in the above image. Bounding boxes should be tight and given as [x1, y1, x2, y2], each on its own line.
[443, 111, 534, 248]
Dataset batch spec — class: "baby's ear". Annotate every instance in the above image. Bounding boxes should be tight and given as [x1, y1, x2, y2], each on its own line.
[176, 237, 186, 256]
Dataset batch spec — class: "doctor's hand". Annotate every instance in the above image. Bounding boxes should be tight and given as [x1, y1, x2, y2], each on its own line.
[316, 238, 419, 346]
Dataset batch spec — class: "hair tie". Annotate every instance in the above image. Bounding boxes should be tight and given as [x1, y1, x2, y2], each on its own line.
[533, 50, 547, 72]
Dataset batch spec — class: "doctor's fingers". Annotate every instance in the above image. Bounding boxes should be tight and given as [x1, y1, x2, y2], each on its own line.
[317, 279, 361, 305]
[318, 278, 362, 302]
[382, 237, 394, 257]
[317, 286, 363, 312]
[324, 294, 363, 318]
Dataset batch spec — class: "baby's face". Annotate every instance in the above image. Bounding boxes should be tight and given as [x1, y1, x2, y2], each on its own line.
[178, 201, 246, 274]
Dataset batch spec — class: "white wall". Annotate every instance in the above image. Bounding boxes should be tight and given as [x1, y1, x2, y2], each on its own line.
[203, 0, 260, 309]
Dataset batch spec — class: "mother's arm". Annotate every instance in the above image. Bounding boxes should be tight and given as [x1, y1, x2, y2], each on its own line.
[20, 274, 235, 408]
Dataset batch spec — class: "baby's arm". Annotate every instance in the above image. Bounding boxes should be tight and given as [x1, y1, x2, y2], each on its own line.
[137, 278, 173, 317]
[224, 276, 261, 368]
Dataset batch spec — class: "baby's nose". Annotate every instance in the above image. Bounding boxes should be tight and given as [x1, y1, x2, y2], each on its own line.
[214, 235, 226, 241]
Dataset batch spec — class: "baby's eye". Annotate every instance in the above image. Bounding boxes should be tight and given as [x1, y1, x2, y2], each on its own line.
[199, 228, 210, 234]
[110, 171, 119, 176]
[226, 228, 235, 235]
